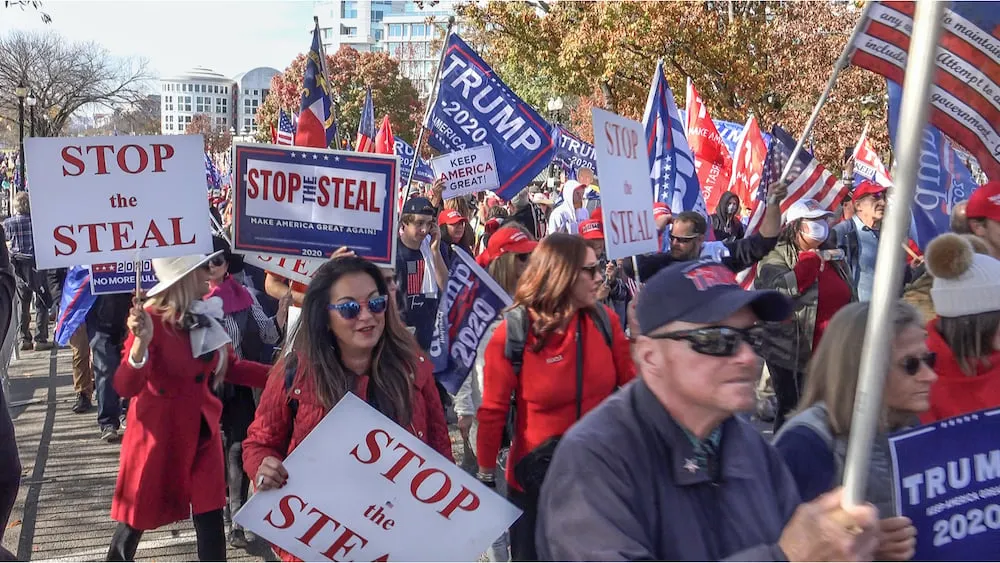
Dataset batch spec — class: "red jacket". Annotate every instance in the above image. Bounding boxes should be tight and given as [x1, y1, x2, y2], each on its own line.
[242, 352, 453, 562]
[112, 311, 269, 531]
[922, 320, 1000, 423]
[476, 306, 636, 490]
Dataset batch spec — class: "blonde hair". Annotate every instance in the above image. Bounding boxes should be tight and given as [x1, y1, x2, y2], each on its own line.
[798, 300, 923, 437]
[146, 271, 227, 387]
[12, 192, 29, 215]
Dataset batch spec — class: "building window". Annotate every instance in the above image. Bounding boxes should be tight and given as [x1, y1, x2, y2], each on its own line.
[178, 123, 185, 132]
[341, 0, 357, 18]
[389, 23, 403, 37]
[371, 9, 383, 23]
[244, 118, 251, 128]
[183, 96, 192, 112]
[374, 29, 384, 41]
[323, 28, 332, 40]
[412, 23, 427, 37]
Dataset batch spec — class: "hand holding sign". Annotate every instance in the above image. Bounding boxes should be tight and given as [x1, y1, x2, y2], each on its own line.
[256, 456, 289, 491]
[126, 296, 153, 364]
[778, 488, 880, 562]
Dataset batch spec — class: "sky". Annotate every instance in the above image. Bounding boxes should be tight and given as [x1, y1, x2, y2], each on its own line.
[1, 0, 318, 80]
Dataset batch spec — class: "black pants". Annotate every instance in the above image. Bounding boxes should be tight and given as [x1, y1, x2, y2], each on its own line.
[106, 509, 226, 561]
[507, 487, 538, 562]
[770, 364, 804, 432]
[226, 440, 249, 519]
[12, 258, 48, 344]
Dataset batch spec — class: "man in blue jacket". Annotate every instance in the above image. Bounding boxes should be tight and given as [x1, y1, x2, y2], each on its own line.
[535, 260, 880, 561]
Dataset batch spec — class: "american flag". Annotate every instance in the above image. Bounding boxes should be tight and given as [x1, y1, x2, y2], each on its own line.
[356, 87, 376, 153]
[736, 125, 848, 289]
[848, 1, 999, 179]
[91, 263, 117, 274]
[276, 109, 296, 146]
[406, 259, 425, 295]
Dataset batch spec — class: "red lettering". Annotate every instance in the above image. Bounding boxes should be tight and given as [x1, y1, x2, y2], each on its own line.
[349, 428, 392, 465]
[320, 526, 369, 561]
[53, 225, 77, 256]
[381, 442, 425, 482]
[141, 220, 168, 248]
[264, 494, 305, 529]
[369, 180, 380, 213]
[260, 170, 273, 200]
[117, 144, 148, 174]
[61, 146, 85, 177]
[78, 223, 107, 253]
[111, 221, 136, 251]
[298, 507, 340, 547]
[288, 173, 302, 203]
[317, 176, 330, 206]
[330, 177, 344, 208]
[410, 468, 451, 504]
[439, 486, 480, 519]
[343, 178, 357, 210]
[151, 143, 174, 172]
[169, 217, 196, 246]
[86, 145, 116, 175]
[248, 168, 260, 198]
[356, 180, 369, 212]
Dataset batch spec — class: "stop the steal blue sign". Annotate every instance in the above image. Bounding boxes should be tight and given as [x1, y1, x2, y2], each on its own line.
[889, 408, 1000, 561]
[232, 144, 399, 266]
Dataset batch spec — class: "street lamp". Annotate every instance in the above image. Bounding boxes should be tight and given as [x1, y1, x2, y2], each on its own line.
[14, 84, 28, 193]
[546, 96, 564, 125]
[26, 93, 37, 137]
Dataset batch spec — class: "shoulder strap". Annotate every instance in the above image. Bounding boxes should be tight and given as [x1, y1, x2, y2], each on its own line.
[574, 314, 584, 420]
[503, 306, 529, 376]
[284, 354, 299, 421]
[587, 305, 613, 348]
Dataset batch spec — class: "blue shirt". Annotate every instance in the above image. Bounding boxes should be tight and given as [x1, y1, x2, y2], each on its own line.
[3, 214, 33, 258]
[851, 215, 880, 302]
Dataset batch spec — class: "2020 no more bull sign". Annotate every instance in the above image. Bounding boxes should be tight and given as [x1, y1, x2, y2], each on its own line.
[234, 393, 521, 561]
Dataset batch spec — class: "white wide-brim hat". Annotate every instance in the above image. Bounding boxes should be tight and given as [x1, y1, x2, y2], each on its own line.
[147, 251, 224, 298]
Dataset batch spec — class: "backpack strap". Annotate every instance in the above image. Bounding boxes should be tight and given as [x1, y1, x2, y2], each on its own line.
[587, 305, 614, 348]
[503, 306, 529, 376]
[284, 354, 299, 422]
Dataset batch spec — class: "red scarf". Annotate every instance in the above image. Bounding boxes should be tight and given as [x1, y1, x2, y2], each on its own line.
[206, 275, 253, 315]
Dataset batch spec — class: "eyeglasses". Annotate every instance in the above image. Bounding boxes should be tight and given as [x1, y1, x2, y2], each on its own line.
[899, 352, 936, 376]
[327, 295, 388, 320]
[648, 325, 766, 357]
[580, 263, 600, 277]
[670, 233, 700, 243]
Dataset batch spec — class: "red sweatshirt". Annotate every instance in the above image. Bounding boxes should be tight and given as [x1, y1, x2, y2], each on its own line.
[793, 251, 852, 349]
[476, 306, 636, 490]
[922, 321, 1000, 423]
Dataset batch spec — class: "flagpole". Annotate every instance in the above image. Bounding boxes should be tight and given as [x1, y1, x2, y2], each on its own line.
[314, 16, 343, 151]
[778, 0, 874, 185]
[404, 16, 456, 202]
[840, 0, 944, 509]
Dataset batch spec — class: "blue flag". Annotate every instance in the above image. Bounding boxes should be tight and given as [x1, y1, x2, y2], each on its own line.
[427, 247, 512, 394]
[551, 126, 597, 178]
[678, 110, 772, 155]
[394, 136, 435, 185]
[642, 60, 707, 220]
[205, 153, 222, 195]
[428, 34, 555, 201]
[887, 80, 980, 251]
[889, 408, 1000, 560]
[54, 266, 97, 346]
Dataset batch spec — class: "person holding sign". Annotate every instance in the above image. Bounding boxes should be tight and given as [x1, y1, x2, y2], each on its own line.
[243, 257, 453, 562]
[773, 300, 933, 560]
[108, 252, 271, 561]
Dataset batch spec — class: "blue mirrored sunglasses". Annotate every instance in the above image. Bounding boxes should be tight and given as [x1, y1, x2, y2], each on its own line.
[327, 295, 388, 320]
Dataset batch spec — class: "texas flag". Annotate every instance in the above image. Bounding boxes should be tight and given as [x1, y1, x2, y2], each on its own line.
[852, 124, 892, 188]
[684, 78, 732, 213]
[728, 115, 768, 217]
[294, 24, 336, 149]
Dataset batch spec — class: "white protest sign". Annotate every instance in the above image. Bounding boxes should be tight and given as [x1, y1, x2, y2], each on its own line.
[430, 145, 500, 200]
[242, 253, 325, 287]
[235, 393, 521, 562]
[592, 108, 657, 260]
[24, 135, 212, 269]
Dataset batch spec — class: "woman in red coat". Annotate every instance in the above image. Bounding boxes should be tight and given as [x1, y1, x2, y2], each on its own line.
[243, 256, 452, 562]
[107, 252, 269, 561]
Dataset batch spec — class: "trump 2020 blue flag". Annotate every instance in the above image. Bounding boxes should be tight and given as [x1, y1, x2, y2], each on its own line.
[428, 247, 512, 394]
[552, 126, 597, 179]
[887, 80, 980, 251]
[428, 33, 555, 201]
[642, 60, 707, 220]
[394, 136, 435, 185]
[295, 24, 336, 149]
[54, 266, 97, 346]
[889, 408, 1000, 561]
[678, 110, 772, 156]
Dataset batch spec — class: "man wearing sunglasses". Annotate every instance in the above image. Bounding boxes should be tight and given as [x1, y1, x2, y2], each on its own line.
[536, 260, 880, 562]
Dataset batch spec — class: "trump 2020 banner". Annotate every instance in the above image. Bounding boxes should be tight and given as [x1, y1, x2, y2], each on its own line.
[552, 126, 597, 178]
[232, 143, 399, 266]
[428, 247, 512, 394]
[394, 136, 435, 185]
[889, 408, 1000, 560]
[427, 33, 554, 201]
[90, 260, 158, 295]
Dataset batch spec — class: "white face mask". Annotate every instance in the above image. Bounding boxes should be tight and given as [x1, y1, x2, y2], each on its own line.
[802, 220, 829, 243]
[727, 202, 738, 214]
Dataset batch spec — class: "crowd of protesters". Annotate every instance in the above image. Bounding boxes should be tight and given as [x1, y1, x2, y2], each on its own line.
[1, 151, 999, 562]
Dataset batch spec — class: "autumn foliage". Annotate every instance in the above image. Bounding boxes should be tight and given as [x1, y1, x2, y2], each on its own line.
[186, 113, 232, 154]
[255, 46, 423, 146]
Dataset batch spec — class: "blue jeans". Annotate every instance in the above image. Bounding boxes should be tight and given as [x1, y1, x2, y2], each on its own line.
[90, 330, 123, 428]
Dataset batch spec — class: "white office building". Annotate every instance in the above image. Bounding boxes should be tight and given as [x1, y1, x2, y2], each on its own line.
[160, 67, 235, 134]
[234, 67, 280, 135]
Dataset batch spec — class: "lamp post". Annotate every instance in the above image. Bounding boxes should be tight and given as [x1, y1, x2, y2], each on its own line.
[26, 93, 37, 137]
[546, 97, 564, 186]
[15, 84, 27, 193]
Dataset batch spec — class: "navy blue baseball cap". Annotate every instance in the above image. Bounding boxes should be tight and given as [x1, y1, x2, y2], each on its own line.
[637, 260, 792, 334]
[402, 197, 436, 216]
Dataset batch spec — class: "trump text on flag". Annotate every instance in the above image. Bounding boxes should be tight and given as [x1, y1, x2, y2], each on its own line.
[234, 394, 521, 562]
[593, 108, 658, 260]
[24, 135, 212, 269]
[232, 144, 399, 266]
[430, 145, 501, 200]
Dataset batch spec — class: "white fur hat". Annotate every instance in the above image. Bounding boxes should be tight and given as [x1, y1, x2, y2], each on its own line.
[926, 233, 1000, 318]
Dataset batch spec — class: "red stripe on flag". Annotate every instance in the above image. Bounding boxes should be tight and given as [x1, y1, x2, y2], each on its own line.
[927, 105, 1000, 179]
[781, 163, 825, 214]
[882, 0, 915, 17]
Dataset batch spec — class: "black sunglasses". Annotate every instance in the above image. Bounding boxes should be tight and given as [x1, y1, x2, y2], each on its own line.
[900, 352, 936, 376]
[670, 233, 700, 243]
[580, 263, 600, 277]
[327, 295, 388, 320]
[648, 325, 766, 357]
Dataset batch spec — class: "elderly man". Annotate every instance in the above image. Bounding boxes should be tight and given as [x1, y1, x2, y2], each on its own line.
[3, 192, 52, 351]
[535, 260, 879, 561]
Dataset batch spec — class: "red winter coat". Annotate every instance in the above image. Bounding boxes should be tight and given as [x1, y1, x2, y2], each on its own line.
[242, 352, 453, 562]
[111, 311, 269, 530]
[921, 320, 1000, 423]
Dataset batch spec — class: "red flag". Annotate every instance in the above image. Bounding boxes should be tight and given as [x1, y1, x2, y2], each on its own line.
[728, 115, 767, 216]
[270, 123, 277, 145]
[684, 79, 732, 213]
[374, 115, 394, 155]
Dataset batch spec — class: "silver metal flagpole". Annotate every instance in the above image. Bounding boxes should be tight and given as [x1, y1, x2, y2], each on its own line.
[778, 1, 874, 184]
[314, 16, 343, 151]
[840, 0, 945, 509]
[403, 16, 456, 202]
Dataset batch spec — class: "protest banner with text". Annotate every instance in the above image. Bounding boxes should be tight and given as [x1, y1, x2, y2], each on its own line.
[24, 135, 212, 269]
[427, 33, 554, 201]
[234, 393, 521, 562]
[232, 143, 399, 266]
[430, 145, 500, 200]
[552, 126, 597, 178]
[428, 247, 512, 393]
[394, 136, 435, 185]
[593, 109, 658, 260]
[889, 408, 1000, 560]
[90, 260, 158, 295]
[241, 253, 325, 287]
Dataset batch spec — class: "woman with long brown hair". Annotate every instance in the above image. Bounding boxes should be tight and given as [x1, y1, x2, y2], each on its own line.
[476, 233, 635, 561]
[242, 256, 452, 562]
